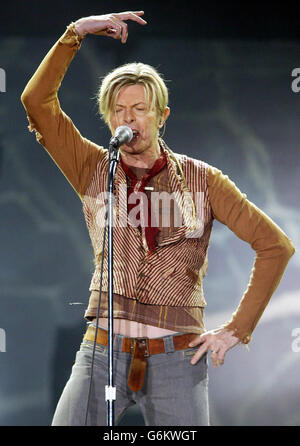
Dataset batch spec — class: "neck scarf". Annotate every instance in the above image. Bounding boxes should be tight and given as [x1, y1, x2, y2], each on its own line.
[120, 150, 167, 255]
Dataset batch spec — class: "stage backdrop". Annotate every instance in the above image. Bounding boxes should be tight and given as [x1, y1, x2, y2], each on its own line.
[0, 26, 299, 426]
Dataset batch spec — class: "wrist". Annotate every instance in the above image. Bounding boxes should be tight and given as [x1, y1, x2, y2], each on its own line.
[74, 19, 88, 38]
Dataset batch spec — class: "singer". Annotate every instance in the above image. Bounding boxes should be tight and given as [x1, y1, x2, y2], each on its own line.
[20, 11, 295, 426]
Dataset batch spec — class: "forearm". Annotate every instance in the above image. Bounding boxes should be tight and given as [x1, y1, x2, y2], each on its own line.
[20, 22, 104, 198]
[220, 239, 294, 344]
[21, 11, 147, 109]
[21, 22, 83, 110]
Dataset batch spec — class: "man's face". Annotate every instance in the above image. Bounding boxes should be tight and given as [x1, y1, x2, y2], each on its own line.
[109, 83, 160, 155]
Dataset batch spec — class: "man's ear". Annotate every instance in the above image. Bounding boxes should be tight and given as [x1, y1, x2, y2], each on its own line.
[159, 106, 170, 127]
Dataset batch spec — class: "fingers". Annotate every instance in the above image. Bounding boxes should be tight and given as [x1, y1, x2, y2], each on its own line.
[210, 349, 221, 368]
[190, 345, 225, 368]
[190, 342, 208, 365]
[217, 347, 227, 366]
[107, 12, 147, 44]
[189, 334, 227, 367]
[107, 17, 128, 43]
[116, 11, 147, 25]
[188, 334, 206, 348]
[211, 346, 228, 367]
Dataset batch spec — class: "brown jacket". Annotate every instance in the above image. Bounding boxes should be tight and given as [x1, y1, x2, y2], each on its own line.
[20, 22, 295, 344]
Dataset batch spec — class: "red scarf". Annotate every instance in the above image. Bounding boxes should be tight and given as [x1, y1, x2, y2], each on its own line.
[120, 150, 167, 255]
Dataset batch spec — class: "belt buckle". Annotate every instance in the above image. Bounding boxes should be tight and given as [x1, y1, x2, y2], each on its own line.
[130, 337, 150, 357]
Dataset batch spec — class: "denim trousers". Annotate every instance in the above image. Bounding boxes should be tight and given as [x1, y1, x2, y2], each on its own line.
[51, 328, 209, 426]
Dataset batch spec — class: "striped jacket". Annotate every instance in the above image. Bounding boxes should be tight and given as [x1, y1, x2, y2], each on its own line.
[83, 140, 212, 308]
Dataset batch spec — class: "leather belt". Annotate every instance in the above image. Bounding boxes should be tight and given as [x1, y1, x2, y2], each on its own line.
[83, 325, 198, 392]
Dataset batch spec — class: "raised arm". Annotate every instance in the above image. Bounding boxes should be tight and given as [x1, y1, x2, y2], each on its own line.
[20, 11, 147, 200]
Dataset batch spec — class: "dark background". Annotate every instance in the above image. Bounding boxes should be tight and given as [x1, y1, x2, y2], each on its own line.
[2, 1, 300, 40]
[0, 0, 299, 426]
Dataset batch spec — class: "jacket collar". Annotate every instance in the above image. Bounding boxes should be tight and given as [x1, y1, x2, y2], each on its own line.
[107, 139, 197, 246]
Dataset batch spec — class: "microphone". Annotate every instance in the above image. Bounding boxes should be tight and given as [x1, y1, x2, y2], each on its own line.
[109, 126, 133, 148]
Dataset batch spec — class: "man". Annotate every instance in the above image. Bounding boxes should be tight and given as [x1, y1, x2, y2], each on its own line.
[20, 11, 295, 426]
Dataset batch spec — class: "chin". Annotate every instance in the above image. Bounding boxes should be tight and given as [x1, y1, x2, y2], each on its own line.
[121, 142, 145, 154]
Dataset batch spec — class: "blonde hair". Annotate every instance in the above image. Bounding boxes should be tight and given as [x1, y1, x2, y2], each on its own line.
[97, 62, 169, 127]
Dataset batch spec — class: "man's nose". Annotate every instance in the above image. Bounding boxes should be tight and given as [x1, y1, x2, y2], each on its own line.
[124, 109, 135, 123]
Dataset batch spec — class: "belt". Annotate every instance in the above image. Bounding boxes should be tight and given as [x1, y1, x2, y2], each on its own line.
[83, 325, 198, 392]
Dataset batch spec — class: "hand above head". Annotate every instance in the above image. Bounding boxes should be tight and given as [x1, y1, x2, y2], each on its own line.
[74, 11, 147, 43]
[188, 328, 240, 368]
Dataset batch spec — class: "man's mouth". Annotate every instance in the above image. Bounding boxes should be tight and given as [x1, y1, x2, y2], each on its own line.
[131, 130, 140, 141]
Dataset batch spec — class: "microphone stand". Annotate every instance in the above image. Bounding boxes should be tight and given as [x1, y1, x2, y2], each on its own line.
[105, 141, 120, 426]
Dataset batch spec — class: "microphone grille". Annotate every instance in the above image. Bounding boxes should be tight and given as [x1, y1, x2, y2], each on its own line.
[116, 126, 133, 144]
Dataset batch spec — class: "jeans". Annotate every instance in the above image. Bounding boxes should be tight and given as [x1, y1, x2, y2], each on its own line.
[51, 329, 209, 426]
